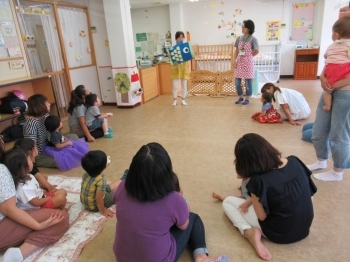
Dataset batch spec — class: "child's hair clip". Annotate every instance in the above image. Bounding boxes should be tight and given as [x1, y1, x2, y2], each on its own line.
[107, 156, 111, 164]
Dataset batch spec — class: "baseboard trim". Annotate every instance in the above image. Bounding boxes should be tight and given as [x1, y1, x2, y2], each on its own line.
[280, 75, 320, 79]
[280, 75, 294, 78]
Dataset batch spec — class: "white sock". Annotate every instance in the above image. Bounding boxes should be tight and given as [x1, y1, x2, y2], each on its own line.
[3, 247, 23, 262]
[313, 170, 343, 182]
[307, 160, 327, 171]
[172, 100, 177, 106]
[182, 100, 187, 106]
[104, 132, 109, 135]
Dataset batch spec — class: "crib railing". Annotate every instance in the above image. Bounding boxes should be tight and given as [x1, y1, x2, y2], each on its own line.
[192, 44, 234, 72]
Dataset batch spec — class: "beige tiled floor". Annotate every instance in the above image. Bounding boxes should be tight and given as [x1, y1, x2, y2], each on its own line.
[42, 79, 350, 261]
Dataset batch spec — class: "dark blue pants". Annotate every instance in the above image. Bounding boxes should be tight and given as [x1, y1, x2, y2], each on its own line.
[170, 212, 207, 261]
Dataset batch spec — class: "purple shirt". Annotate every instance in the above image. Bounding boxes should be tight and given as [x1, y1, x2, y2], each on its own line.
[113, 181, 189, 262]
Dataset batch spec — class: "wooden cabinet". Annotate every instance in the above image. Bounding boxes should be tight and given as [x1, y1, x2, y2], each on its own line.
[139, 66, 160, 103]
[294, 49, 319, 80]
[157, 63, 173, 95]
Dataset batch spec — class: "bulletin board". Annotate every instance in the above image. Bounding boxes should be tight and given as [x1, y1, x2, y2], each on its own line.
[0, 0, 22, 59]
[289, 1, 317, 41]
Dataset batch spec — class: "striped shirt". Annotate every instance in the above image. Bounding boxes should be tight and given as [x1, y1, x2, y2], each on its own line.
[23, 114, 49, 153]
[80, 173, 107, 211]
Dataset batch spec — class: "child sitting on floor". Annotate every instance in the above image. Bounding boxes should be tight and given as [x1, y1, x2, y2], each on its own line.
[43, 115, 89, 171]
[251, 92, 282, 124]
[85, 93, 114, 138]
[3, 149, 67, 210]
[212, 175, 252, 213]
[14, 138, 57, 192]
[80, 150, 123, 217]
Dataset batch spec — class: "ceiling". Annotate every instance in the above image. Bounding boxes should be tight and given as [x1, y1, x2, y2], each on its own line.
[129, 0, 205, 9]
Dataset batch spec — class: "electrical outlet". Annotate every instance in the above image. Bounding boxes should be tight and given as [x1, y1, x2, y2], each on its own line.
[281, 23, 286, 29]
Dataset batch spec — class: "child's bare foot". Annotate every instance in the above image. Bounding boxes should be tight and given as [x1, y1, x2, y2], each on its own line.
[212, 192, 226, 202]
[244, 228, 272, 261]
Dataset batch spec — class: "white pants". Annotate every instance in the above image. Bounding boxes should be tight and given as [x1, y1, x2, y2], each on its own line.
[278, 105, 311, 121]
[172, 79, 188, 99]
[222, 196, 261, 236]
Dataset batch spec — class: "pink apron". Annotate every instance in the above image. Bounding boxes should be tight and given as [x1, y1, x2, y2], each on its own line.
[234, 36, 255, 79]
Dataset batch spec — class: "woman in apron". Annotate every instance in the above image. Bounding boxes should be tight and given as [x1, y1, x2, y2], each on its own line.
[233, 20, 259, 105]
[171, 31, 190, 106]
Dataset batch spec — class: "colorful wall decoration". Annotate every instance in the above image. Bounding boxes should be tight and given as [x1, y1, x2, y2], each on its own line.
[290, 1, 316, 41]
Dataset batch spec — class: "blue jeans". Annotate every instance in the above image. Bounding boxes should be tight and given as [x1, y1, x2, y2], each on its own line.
[311, 91, 350, 169]
[170, 213, 208, 261]
[235, 78, 252, 97]
[302, 122, 314, 143]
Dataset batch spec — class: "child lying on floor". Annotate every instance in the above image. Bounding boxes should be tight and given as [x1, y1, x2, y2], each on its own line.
[4, 149, 67, 210]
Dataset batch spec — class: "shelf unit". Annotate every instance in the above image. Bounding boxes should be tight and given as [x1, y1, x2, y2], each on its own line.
[0, 76, 59, 135]
[293, 48, 319, 80]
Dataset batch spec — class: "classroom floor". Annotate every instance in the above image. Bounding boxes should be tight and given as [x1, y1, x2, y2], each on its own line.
[42, 78, 350, 262]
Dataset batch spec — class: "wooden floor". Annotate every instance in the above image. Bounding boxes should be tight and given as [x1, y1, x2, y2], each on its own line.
[41, 79, 349, 262]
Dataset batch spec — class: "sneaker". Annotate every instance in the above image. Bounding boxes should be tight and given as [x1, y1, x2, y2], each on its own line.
[213, 256, 230, 262]
[104, 133, 114, 138]
[108, 126, 114, 133]
[172, 100, 177, 106]
[182, 100, 187, 106]
[242, 99, 249, 105]
[235, 97, 244, 104]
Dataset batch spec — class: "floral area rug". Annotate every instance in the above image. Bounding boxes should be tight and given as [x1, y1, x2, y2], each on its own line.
[0, 175, 114, 262]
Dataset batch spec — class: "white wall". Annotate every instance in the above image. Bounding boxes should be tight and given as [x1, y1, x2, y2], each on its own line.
[181, 0, 326, 75]
[131, 5, 171, 56]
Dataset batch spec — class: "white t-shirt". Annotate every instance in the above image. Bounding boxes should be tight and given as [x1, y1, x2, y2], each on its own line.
[0, 164, 16, 220]
[274, 88, 309, 115]
[16, 174, 43, 211]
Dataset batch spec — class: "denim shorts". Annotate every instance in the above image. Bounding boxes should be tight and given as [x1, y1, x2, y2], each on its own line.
[88, 118, 104, 131]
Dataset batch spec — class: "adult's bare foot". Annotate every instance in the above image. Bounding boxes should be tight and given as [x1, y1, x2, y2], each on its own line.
[244, 228, 272, 261]
[212, 192, 226, 202]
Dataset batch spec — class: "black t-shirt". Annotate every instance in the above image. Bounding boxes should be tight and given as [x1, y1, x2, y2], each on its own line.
[30, 162, 40, 176]
[48, 132, 63, 147]
[246, 156, 317, 244]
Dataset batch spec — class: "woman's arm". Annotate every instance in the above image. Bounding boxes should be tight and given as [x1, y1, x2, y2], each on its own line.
[177, 219, 189, 230]
[332, 74, 350, 89]
[252, 50, 259, 56]
[251, 194, 267, 221]
[232, 48, 239, 68]
[280, 104, 301, 126]
[78, 116, 95, 142]
[0, 196, 63, 230]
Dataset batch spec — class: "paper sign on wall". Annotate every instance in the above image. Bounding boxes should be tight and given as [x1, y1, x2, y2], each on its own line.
[1, 21, 16, 37]
[9, 60, 24, 70]
[7, 46, 21, 57]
